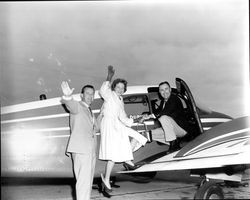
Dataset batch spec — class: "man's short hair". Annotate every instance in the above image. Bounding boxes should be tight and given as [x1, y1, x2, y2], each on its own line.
[111, 78, 127, 93]
[81, 85, 95, 94]
[159, 81, 171, 88]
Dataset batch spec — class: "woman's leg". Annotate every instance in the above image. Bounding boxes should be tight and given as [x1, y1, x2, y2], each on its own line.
[127, 128, 148, 152]
[128, 129, 148, 147]
[104, 160, 115, 189]
[130, 138, 139, 151]
[124, 160, 135, 166]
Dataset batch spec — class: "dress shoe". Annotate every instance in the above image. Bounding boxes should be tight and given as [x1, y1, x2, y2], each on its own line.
[123, 162, 141, 171]
[110, 178, 120, 188]
[166, 139, 181, 155]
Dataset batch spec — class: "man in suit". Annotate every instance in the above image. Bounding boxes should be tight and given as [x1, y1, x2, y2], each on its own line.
[149, 81, 189, 154]
[61, 81, 98, 200]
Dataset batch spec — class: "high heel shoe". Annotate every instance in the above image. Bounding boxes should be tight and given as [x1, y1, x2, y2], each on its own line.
[100, 173, 112, 193]
[101, 183, 112, 198]
[123, 162, 141, 171]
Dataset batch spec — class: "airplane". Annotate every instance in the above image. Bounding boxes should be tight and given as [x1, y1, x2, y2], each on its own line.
[1, 78, 235, 195]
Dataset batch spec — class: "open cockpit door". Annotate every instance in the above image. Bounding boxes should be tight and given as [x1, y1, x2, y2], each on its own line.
[175, 78, 204, 135]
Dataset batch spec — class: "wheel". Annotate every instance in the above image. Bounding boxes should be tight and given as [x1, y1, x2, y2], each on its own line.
[194, 181, 224, 199]
[129, 171, 157, 183]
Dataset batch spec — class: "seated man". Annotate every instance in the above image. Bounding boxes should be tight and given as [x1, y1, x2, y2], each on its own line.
[145, 81, 190, 154]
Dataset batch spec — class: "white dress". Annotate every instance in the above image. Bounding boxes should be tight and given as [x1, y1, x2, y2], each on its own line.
[98, 81, 147, 162]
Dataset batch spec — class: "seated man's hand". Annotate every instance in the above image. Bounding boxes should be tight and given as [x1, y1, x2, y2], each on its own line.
[138, 117, 145, 124]
[142, 114, 154, 120]
[133, 116, 145, 123]
[132, 114, 154, 123]
[138, 114, 150, 123]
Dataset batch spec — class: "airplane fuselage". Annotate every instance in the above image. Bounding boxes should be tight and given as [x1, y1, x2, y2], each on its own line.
[1, 82, 232, 178]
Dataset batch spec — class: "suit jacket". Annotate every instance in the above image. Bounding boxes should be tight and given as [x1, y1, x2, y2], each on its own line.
[154, 93, 189, 132]
[61, 98, 98, 155]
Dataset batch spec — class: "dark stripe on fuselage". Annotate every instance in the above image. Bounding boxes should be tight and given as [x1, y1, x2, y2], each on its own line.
[183, 131, 250, 156]
[175, 116, 250, 158]
[1, 105, 68, 121]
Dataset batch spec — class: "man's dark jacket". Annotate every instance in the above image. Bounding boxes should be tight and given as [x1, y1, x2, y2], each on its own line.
[154, 93, 189, 132]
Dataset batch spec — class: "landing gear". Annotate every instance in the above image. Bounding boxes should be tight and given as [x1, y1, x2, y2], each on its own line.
[194, 180, 224, 199]
[131, 171, 157, 183]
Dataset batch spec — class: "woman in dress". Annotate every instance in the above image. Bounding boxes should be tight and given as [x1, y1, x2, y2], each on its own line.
[99, 65, 147, 192]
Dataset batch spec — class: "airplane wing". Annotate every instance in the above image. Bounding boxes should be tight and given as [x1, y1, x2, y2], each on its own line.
[119, 142, 250, 173]
[119, 116, 250, 174]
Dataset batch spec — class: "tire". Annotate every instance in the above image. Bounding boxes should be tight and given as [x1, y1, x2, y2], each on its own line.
[194, 181, 224, 199]
[130, 171, 157, 183]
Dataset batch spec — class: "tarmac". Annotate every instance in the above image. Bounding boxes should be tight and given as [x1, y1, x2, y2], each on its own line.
[2, 170, 250, 200]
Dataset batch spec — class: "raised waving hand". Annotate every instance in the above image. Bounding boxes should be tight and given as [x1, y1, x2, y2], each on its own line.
[61, 81, 75, 97]
[106, 65, 115, 82]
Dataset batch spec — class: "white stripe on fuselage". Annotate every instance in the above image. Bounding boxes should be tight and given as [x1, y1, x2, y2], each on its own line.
[183, 128, 250, 156]
[200, 118, 231, 123]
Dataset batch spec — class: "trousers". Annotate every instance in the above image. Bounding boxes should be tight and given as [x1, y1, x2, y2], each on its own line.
[72, 152, 96, 200]
[152, 115, 186, 143]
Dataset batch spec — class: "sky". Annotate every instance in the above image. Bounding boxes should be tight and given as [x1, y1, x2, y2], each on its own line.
[0, 0, 249, 118]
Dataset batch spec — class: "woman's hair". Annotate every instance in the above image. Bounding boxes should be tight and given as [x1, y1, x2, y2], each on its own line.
[111, 78, 127, 93]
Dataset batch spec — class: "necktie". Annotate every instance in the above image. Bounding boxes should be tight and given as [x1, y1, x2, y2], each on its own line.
[162, 101, 166, 110]
[88, 107, 93, 117]
[88, 107, 95, 134]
